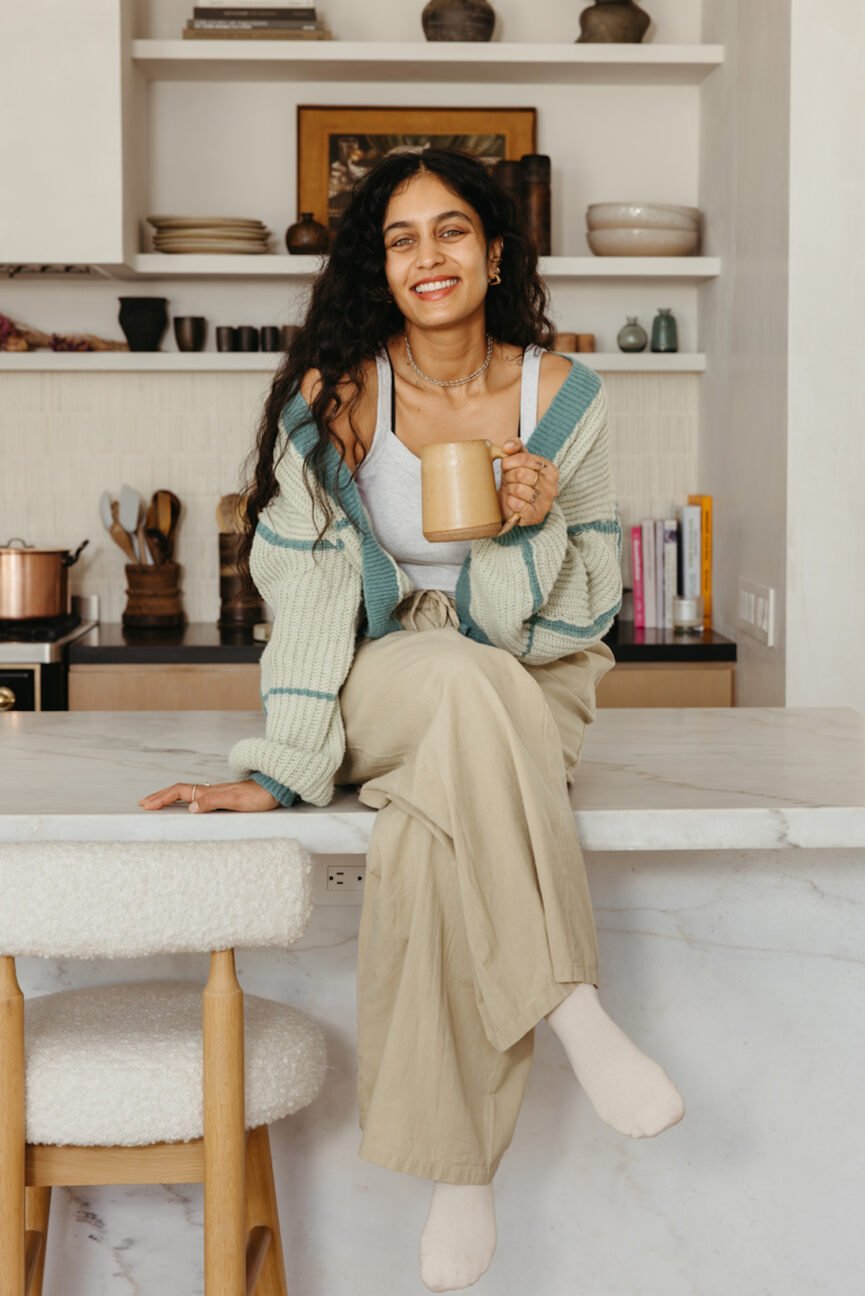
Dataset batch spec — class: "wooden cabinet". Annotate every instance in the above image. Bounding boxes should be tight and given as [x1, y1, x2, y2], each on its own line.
[596, 661, 734, 708]
[69, 663, 261, 712]
[69, 659, 734, 711]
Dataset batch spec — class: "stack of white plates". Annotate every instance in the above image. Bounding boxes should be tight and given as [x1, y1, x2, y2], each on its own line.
[586, 204, 701, 256]
[147, 215, 272, 254]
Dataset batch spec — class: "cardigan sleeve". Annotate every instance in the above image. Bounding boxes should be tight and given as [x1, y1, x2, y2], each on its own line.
[456, 379, 623, 666]
[226, 421, 364, 807]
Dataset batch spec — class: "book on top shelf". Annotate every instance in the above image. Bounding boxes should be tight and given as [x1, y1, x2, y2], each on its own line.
[190, 18, 320, 29]
[195, 1, 315, 8]
[183, 21, 330, 38]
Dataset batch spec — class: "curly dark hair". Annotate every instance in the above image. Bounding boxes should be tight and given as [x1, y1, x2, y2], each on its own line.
[236, 146, 556, 591]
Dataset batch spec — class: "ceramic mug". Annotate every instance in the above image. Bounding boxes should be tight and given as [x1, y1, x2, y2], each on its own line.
[421, 439, 521, 542]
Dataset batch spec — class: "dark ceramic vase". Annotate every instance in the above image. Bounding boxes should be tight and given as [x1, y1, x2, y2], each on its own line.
[422, 0, 496, 41]
[577, 0, 650, 43]
[118, 297, 169, 352]
[285, 212, 330, 254]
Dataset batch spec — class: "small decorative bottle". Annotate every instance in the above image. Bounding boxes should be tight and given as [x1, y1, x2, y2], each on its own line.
[285, 212, 330, 255]
[651, 307, 678, 352]
[617, 316, 648, 352]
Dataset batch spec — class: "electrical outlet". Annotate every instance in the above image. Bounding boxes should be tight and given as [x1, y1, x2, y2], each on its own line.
[737, 577, 775, 647]
[327, 865, 366, 891]
[311, 857, 367, 905]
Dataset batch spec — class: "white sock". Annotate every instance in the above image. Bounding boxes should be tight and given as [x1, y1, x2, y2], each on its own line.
[545, 983, 685, 1138]
[420, 1181, 496, 1293]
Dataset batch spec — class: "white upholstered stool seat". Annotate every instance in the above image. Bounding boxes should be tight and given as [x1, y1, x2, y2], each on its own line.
[25, 980, 327, 1147]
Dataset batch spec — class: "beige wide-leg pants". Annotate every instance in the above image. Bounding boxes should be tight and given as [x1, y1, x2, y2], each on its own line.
[334, 587, 617, 1185]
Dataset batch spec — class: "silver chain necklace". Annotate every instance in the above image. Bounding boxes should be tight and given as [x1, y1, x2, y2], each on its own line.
[404, 332, 493, 388]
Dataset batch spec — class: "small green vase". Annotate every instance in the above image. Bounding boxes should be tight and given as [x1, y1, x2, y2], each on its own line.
[651, 307, 678, 353]
[617, 316, 648, 352]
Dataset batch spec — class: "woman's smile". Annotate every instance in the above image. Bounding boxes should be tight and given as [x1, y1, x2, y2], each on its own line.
[411, 276, 460, 301]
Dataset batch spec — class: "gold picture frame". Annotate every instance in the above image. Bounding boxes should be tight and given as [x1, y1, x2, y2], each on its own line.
[297, 105, 537, 234]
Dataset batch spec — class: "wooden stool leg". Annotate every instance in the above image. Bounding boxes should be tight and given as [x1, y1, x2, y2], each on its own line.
[0, 956, 25, 1296]
[24, 1188, 51, 1296]
[244, 1126, 288, 1296]
[203, 949, 246, 1296]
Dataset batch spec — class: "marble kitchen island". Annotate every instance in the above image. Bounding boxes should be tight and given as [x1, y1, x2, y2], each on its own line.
[1, 707, 864, 1296]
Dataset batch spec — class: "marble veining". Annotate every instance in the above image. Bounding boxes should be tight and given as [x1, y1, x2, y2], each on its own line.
[2, 707, 865, 850]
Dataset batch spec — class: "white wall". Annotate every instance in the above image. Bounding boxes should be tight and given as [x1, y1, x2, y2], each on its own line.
[785, 0, 865, 710]
[698, 0, 792, 704]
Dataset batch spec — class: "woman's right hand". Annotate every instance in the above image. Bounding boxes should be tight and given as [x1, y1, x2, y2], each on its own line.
[138, 779, 281, 814]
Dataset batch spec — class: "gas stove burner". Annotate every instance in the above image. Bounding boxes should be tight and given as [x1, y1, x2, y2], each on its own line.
[0, 613, 82, 643]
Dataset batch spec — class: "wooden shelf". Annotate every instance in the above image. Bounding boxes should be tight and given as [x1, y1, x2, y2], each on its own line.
[132, 40, 724, 86]
[122, 254, 720, 281]
[0, 351, 707, 373]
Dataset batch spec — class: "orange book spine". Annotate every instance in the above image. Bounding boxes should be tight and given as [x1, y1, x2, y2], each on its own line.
[687, 493, 712, 627]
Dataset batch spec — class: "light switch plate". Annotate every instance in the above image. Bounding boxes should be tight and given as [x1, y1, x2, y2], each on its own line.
[737, 577, 775, 647]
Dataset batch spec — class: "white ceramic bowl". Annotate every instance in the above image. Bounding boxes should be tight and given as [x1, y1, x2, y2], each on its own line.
[587, 227, 700, 257]
[587, 203, 700, 232]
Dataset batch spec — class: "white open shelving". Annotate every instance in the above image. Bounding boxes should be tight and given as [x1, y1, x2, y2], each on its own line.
[0, 351, 706, 374]
[123, 254, 720, 281]
[131, 40, 724, 85]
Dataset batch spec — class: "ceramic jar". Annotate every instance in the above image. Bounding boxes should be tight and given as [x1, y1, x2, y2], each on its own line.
[285, 212, 330, 254]
[651, 307, 678, 352]
[577, 0, 651, 44]
[118, 297, 168, 352]
[617, 316, 648, 352]
[422, 0, 496, 41]
[519, 154, 552, 256]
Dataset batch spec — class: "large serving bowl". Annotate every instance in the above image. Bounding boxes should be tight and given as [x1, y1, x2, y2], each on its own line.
[587, 203, 701, 231]
[587, 227, 700, 257]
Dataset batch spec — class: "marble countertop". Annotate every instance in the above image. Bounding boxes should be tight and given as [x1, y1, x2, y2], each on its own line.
[1, 706, 863, 851]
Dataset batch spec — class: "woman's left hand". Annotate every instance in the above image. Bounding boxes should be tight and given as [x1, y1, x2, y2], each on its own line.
[498, 439, 559, 527]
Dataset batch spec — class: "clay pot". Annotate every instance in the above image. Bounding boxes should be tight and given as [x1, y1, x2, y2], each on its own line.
[118, 297, 168, 352]
[422, 0, 496, 42]
[577, 0, 650, 44]
[285, 212, 330, 254]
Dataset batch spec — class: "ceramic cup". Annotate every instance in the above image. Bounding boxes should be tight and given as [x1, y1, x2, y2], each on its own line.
[281, 324, 301, 349]
[260, 326, 282, 352]
[173, 316, 207, 352]
[236, 326, 259, 352]
[216, 326, 238, 352]
[421, 440, 520, 542]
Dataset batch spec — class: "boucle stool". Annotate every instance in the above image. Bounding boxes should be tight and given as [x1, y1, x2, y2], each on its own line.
[0, 838, 328, 1296]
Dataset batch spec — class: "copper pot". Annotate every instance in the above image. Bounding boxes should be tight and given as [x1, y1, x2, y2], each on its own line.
[0, 537, 89, 620]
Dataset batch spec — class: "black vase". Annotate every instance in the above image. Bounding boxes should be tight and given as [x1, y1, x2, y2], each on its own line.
[118, 297, 169, 352]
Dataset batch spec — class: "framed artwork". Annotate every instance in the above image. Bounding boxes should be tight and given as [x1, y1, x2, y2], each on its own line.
[297, 105, 537, 234]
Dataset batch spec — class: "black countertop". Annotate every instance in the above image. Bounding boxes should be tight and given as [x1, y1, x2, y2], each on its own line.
[69, 620, 736, 665]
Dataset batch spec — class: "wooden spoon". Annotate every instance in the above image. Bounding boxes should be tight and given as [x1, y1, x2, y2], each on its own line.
[109, 499, 138, 562]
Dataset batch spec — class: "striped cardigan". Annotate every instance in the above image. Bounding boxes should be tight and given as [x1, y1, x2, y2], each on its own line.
[228, 357, 623, 807]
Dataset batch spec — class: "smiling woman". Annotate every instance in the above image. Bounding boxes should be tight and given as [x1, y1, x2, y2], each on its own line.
[136, 149, 655, 1296]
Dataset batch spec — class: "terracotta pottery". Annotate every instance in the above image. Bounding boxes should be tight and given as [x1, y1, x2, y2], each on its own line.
[285, 212, 330, 254]
[577, 0, 650, 44]
[422, 0, 496, 42]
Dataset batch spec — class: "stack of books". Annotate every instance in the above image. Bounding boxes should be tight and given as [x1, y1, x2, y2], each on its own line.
[630, 494, 713, 630]
[183, 2, 331, 40]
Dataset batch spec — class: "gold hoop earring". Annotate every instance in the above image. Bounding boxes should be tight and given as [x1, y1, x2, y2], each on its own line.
[488, 268, 502, 286]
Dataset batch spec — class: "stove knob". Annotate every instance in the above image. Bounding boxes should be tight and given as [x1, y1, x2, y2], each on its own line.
[0, 685, 15, 711]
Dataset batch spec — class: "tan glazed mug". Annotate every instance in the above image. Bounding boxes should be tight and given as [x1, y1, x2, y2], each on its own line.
[421, 440, 521, 542]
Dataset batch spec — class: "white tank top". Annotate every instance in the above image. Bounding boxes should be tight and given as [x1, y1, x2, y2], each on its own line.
[355, 344, 544, 594]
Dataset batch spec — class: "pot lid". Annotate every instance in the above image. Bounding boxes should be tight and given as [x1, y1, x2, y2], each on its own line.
[1, 537, 76, 554]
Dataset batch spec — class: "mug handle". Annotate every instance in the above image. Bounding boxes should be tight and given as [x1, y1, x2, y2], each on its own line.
[487, 443, 521, 537]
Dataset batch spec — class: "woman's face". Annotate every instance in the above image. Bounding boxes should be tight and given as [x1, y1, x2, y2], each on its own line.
[381, 170, 501, 330]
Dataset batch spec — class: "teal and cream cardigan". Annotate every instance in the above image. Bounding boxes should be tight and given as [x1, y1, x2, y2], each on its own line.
[228, 357, 623, 807]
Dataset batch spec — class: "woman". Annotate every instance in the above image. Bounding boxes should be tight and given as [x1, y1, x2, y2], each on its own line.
[140, 148, 684, 1293]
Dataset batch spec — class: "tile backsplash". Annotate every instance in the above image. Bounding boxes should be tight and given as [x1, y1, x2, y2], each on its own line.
[0, 371, 698, 623]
